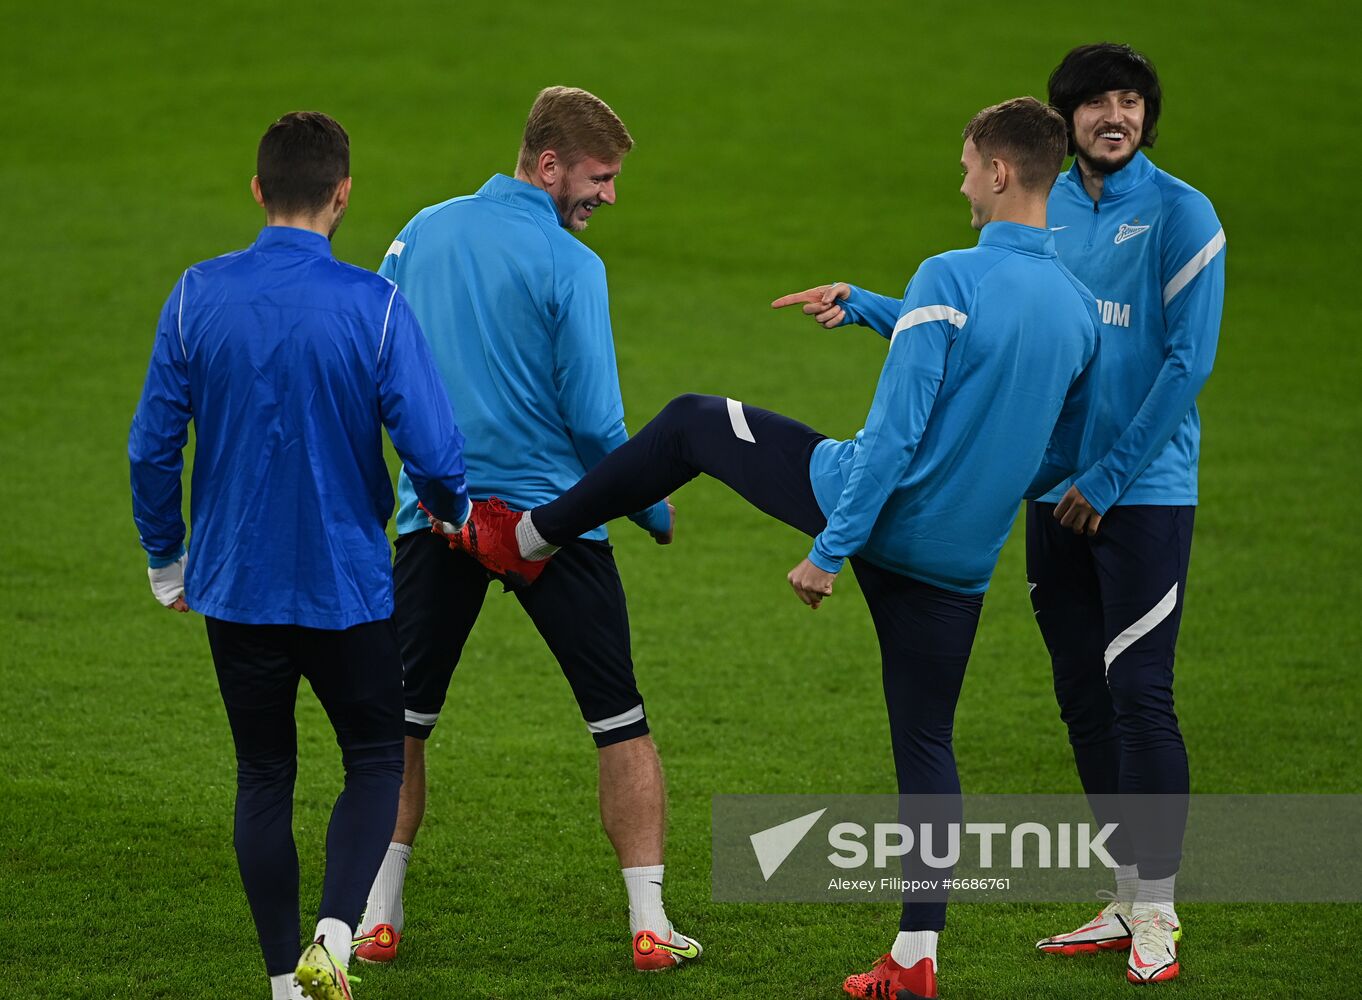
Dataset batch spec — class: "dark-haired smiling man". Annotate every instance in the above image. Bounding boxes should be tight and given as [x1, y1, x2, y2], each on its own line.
[1029, 44, 1226, 986]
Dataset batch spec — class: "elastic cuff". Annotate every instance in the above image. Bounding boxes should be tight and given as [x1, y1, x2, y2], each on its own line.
[147, 544, 186, 569]
[454, 494, 472, 527]
[1073, 471, 1113, 515]
[807, 544, 844, 575]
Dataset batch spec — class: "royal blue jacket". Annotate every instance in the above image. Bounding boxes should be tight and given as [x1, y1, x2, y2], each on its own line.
[380, 174, 669, 541]
[1043, 152, 1226, 512]
[812, 222, 1100, 593]
[129, 226, 470, 629]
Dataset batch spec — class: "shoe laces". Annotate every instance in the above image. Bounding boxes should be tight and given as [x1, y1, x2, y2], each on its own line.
[485, 497, 511, 514]
[1094, 888, 1131, 919]
[1131, 911, 1172, 955]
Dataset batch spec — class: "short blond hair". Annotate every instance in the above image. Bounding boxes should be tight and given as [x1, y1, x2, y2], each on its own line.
[517, 86, 633, 176]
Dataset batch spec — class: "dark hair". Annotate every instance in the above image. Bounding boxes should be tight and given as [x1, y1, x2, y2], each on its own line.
[256, 111, 350, 215]
[1047, 43, 1162, 152]
[962, 97, 1069, 192]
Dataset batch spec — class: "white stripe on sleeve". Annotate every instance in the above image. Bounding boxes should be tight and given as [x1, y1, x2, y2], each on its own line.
[176, 269, 189, 360]
[1162, 228, 1226, 306]
[377, 285, 398, 362]
[891, 304, 968, 342]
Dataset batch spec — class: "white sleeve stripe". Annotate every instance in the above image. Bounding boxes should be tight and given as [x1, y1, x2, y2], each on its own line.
[385, 239, 405, 258]
[891, 304, 968, 341]
[1162, 227, 1226, 306]
[175, 270, 188, 360]
[377, 285, 398, 362]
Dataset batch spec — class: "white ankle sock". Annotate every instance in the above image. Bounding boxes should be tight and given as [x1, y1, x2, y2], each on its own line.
[1115, 863, 1140, 903]
[269, 972, 301, 1000]
[313, 918, 352, 970]
[621, 864, 669, 935]
[890, 930, 938, 968]
[362, 842, 411, 933]
[1135, 874, 1177, 922]
[516, 511, 558, 561]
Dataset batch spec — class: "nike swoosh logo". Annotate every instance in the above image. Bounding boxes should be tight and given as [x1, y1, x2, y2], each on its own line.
[1131, 949, 1172, 969]
[1114, 224, 1151, 245]
[656, 938, 700, 959]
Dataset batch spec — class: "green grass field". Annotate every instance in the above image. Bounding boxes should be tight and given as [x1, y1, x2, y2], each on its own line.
[3, 0, 1360, 997]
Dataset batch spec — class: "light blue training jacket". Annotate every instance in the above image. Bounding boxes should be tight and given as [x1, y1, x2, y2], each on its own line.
[1042, 151, 1226, 513]
[381, 174, 670, 541]
[810, 222, 1100, 593]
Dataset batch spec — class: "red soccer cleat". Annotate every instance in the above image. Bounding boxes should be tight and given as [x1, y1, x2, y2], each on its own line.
[352, 922, 400, 964]
[843, 954, 937, 999]
[454, 498, 552, 587]
[633, 928, 703, 970]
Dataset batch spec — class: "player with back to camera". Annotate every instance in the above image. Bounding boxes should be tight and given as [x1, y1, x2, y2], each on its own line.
[438, 97, 1101, 1000]
[353, 86, 700, 972]
[1026, 43, 1226, 987]
[128, 112, 471, 1000]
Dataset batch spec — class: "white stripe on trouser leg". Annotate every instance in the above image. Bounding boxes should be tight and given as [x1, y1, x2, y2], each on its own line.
[1104, 584, 1178, 678]
[726, 397, 756, 443]
[587, 703, 645, 734]
[405, 709, 440, 727]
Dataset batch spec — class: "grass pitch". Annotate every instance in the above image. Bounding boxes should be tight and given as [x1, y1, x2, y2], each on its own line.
[2, 1, 1359, 998]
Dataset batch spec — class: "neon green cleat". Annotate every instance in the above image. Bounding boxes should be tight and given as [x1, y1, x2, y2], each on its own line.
[295, 936, 360, 1000]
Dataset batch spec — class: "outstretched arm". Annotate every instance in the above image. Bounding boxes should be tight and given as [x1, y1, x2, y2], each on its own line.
[772, 282, 903, 337]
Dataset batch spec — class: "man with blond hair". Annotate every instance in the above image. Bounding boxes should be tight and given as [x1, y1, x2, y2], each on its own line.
[355, 87, 698, 971]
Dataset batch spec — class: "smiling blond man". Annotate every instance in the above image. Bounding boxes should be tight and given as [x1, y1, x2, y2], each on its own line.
[354, 87, 695, 972]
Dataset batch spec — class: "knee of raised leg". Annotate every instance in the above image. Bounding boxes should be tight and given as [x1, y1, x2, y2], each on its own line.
[661, 393, 714, 425]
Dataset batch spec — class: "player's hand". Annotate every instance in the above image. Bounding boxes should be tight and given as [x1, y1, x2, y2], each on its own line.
[788, 558, 837, 609]
[771, 283, 851, 329]
[1054, 485, 1102, 536]
[419, 500, 465, 545]
[148, 554, 190, 613]
[650, 499, 677, 545]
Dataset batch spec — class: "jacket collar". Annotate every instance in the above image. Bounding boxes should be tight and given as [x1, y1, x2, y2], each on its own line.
[1062, 150, 1156, 203]
[978, 221, 1056, 257]
[253, 226, 334, 256]
[476, 173, 563, 226]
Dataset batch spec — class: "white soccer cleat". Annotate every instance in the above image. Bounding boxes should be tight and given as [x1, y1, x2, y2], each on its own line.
[1036, 892, 1135, 954]
[1126, 906, 1180, 984]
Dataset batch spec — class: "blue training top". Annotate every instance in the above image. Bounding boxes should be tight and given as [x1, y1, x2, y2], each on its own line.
[381, 174, 670, 541]
[129, 226, 470, 629]
[1043, 151, 1226, 512]
[809, 222, 1100, 593]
